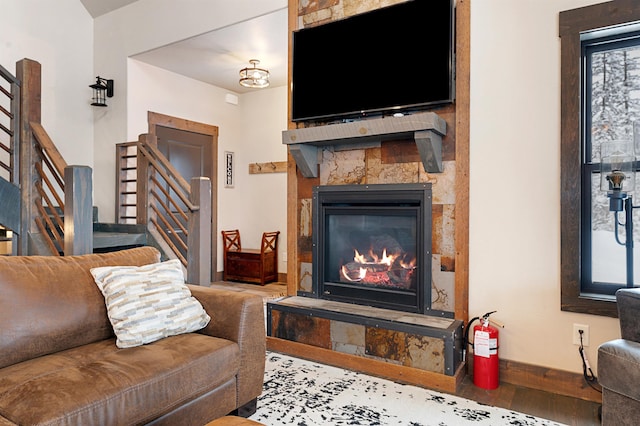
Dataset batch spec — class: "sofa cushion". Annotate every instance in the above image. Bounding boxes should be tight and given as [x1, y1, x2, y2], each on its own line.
[0, 247, 162, 370]
[0, 334, 239, 425]
[91, 259, 210, 348]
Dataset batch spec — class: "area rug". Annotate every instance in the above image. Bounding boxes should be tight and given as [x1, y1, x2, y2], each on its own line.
[249, 352, 566, 426]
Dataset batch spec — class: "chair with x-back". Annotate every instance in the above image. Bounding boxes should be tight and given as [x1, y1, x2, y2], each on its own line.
[221, 229, 279, 285]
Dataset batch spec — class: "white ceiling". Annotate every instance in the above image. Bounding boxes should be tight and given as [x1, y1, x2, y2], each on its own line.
[79, 0, 288, 94]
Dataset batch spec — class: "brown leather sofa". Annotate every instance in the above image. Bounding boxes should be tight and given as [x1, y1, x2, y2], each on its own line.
[598, 287, 640, 425]
[0, 247, 266, 425]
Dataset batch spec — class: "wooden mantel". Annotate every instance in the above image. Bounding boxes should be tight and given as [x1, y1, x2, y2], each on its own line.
[282, 112, 447, 177]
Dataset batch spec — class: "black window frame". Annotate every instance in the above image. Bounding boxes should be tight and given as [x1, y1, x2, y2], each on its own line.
[580, 30, 640, 296]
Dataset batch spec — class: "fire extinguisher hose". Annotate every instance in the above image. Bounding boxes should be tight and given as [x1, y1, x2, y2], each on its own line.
[463, 311, 497, 362]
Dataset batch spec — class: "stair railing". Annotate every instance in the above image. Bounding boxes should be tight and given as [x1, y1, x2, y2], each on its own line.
[136, 133, 211, 285]
[0, 62, 20, 186]
[0, 62, 21, 253]
[29, 122, 66, 254]
[16, 58, 92, 256]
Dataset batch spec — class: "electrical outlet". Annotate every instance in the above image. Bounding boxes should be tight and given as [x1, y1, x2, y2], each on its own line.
[573, 323, 590, 346]
[282, 252, 287, 262]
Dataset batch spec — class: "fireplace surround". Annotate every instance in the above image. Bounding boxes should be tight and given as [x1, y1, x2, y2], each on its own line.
[310, 183, 433, 314]
[267, 109, 464, 390]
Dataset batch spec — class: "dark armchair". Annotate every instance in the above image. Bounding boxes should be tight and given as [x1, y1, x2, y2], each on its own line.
[598, 288, 640, 425]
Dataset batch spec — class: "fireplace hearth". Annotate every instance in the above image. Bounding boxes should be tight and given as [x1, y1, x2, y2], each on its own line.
[309, 183, 435, 314]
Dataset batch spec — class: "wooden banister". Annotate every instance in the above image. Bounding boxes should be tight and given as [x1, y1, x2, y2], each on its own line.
[137, 142, 198, 211]
[30, 122, 67, 176]
[136, 133, 211, 283]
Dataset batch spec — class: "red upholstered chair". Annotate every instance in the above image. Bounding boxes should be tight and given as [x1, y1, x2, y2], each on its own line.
[221, 230, 280, 285]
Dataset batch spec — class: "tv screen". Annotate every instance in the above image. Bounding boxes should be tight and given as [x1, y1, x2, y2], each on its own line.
[291, 0, 454, 123]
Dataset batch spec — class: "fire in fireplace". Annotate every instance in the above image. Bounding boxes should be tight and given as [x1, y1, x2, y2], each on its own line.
[311, 183, 433, 314]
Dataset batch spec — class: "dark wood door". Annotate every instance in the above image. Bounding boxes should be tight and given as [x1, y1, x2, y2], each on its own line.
[148, 112, 218, 281]
[156, 126, 212, 211]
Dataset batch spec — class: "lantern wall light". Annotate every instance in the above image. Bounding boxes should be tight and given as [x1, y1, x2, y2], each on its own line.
[600, 137, 638, 288]
[89, 76, 114, 107]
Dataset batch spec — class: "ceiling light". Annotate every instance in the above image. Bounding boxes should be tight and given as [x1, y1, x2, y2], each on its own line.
[239, 59, 270, 89]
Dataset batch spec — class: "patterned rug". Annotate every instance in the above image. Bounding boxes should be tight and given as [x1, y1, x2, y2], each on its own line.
[249, 352, 566, 426]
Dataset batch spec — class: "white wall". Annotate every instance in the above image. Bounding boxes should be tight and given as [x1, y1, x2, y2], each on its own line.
[0, 0, 93, 167]
[221, 86, 288, 272]
[470, 0, 619, 374]
[92, 0, 287, 225]
[127, 60, 288, 272]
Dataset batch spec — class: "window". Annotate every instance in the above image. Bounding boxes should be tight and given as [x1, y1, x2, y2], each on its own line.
[581, 30, 640, 295]
[560, 1, 640, 317]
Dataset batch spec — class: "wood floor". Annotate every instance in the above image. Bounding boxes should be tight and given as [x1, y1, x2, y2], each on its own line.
[212, 280, 602, 425]
[457, 376, 601, 425]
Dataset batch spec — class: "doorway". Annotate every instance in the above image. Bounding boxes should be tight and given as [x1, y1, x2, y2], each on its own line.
[148, 111, 218, 281]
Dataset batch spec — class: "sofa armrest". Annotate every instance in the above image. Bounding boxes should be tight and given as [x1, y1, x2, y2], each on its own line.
[598, 338, 640, 401]
[187, 285, 265, 407]
[617, 288, 640, 343]
[0, 415, 16, 425]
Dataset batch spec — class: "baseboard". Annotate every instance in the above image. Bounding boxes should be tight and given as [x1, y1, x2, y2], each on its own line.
[497, 358, 602, 403]
[268, 336, 602, 403]
[266, 336, 465, 394]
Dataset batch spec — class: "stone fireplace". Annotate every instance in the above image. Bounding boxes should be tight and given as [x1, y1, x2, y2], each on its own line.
[266, 111, 464, 391]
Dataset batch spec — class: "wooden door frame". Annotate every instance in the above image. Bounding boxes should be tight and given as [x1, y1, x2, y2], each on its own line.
[148, 111, 218, 281]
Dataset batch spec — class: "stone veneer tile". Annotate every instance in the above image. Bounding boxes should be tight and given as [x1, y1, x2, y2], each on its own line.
[367, 161, 419, 184]
[299, 262, 313, 292]
[320, 148, 366, 185]
[434, 103, 457, 162]
[441, 205, 456, 271]
[343, 0, 407, 17]
[380, 139, 420, 164]
[331, 321, 365, 347]
[364, 149, 381, 183]
[365, 327, 406, 362]
[272, 311, 332, 349]
[406, 334, 445, 373]
[432, 254, 454, 312]
[302, 7, 336, 27]
[431, 204, 444, 257]
[319, 0, 341, 10]
[300, 198, 312, 237]
[298, 0, 318, 15]
[419, 160, 456, 205]
[334, 342, 365, 356]
[301, 0, 408, 27]
[342, 0, 381, 16]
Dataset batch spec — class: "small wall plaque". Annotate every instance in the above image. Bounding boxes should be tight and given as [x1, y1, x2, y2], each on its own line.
[225, 151, 234, 188]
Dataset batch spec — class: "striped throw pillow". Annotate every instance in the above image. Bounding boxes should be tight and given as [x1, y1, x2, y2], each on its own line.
[90, 259, 210, 348]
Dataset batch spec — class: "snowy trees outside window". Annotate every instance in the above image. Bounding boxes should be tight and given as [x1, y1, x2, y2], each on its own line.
[586, 36, 640, 287]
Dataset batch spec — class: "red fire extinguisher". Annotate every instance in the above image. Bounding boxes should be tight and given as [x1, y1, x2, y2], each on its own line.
[465, 311, 501, 390]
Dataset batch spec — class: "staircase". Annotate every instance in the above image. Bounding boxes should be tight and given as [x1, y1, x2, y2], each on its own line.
[0, 58, 211, 285]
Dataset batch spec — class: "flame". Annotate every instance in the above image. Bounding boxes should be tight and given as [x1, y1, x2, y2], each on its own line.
[353, 248, 398, 266]
[400, 256, 416, 269]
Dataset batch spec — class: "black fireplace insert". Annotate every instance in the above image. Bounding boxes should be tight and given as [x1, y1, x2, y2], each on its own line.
[311, 183, 433, 314]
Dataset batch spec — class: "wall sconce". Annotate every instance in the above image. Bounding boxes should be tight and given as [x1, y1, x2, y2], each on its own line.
[600, 138, 637, 287]
[89, 76, 114, 107]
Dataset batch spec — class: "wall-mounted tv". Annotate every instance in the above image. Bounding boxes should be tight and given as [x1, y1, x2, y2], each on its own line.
[291, 0, 455, 123]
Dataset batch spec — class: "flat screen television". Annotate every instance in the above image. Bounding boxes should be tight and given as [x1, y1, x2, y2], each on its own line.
[291, 0, 455, 123]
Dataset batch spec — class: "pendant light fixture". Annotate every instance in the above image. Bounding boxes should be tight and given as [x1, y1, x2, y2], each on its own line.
[239, 59, 270, 89]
